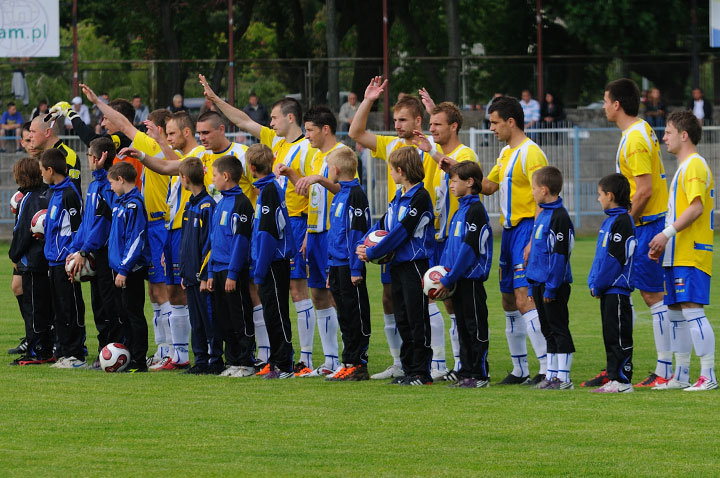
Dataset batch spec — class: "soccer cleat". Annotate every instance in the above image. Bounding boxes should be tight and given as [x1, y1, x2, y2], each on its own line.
[50, 357, 68, 368]
[149, 356, 172, 371]
[339, 364, 370, 381]
[8, 337, 28, 355]
[146, 356, 162, 367]
[683, 376, 719, 391]
[399, 374, 433, 386]
[293, 361, 312, 377]
[264, 368, 294, 379]
[18, 355, 55, 366]
[544, 378, 574, 390]
[634, 373, 670, 388]
[535, 378, 555, 389]
[580, 369, 609, 387]
[498, 372, 530, 385]
[206, 362, 226, 375]
[219, 365, 241, 377]
[371, 364, 405, 380]
[255, 363, 271, 376]
[653, 378, 691, 390]
[127, 365, 148, 373]
[526, 373, 546, 386]
[326, 365, 350, 381]
[436, 370, 459, 383]
[253, 360, 267, 373]
[591, 380, 633, 393]
[185, 364, 210, 375]
[53, 356, 88, 369]
[388, 376, 407, 385]
[159, 360, 190, 371]
[458, 378, 489, 388]
[431, 367, 449, 380]
[301, 365, 335, 377]
[229, 366, 256, 378]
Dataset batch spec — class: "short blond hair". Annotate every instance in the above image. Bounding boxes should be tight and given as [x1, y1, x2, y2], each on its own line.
[246, 143, 275, 175]
[327, 147, 357, 177]
[388, 147, 424, 184]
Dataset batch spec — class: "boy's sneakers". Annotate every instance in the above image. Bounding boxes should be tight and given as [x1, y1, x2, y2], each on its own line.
[535, 377, 555, 389]
[591, 380, 633, 393]
[207, 362, 226, 375]
[264, 367, 294, 379]
[543, 377, 574, 390]
[293, 361, 312, 377]
[436, 370, 459, 383]
[149, 356, 172, 371]
[526, 373, 546, 386]
[388, 376, 408, 385]
[186, 364, 210, 375]
[498, 372, 530, 385]
[326, 364, 370, 381]
[457, 378, 489, 388]
[255, 363, 271, 376]
[580, 370, 609, 388]
[52, 356, 89, 369]
[431, 367, 449, 380]
[8, 337, 28, 354]
[371, 364, 404, 380]
[634, 373, 670, 388]
[219, 366, 241, 377]
[652, 378, 691, 390]
[127, 364, 148, 373]
[298, 365, 335, 377]
[230, 366, 256, 378]
[159, 360, 190, 371]
[398, 374, 433, 386]
[683, 376, 719, 391]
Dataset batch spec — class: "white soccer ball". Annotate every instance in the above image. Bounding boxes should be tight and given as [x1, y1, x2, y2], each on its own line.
[422, 265, 455, 300]
[10, 191, 23, 214]
[30, 209, 47, 238]
[363, 230, 394, 264]
[65, 252, 97, 282]
[99, 343, 130, 373]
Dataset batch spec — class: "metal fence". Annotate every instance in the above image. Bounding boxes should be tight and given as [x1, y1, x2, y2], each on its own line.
[2, 126, 720, 233]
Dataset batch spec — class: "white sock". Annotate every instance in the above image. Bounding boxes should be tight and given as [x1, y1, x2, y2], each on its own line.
[316, 307, 339, 370]
[700, 355, 716, 382]
[669, 308, 692, 352]
[429, 302, 446, 372]
[546, 353, 557, 379]
[684, 307, 715, 379]
[449, 314, 460, 371]
[557, 352, 573, 383]
[253, 305, 270, 363]
[505, 310, 528, 377]
[523, 308, 547, 375]
[674, 352, 691, 383]
[295, 299, 315, 368]
[159, 301, 173, 358]
[169, 305, 190, 364]
[650, 301, 672, 379]
[383, 313, 402, 367]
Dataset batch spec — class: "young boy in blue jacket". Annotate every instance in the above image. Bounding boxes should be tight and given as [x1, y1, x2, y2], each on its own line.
[178, 157, 223, 375]
[108, 161, 152, 372]
[247, 144, 297, 379]
[207, 155, 257, 378]
[9, 157, 52, 365]
[39, 148, 86, 369]
[66, 137, 123, 368]
[357, 147, 436, 386]
[325, 147, 372, 382]
[588, 173, 637, 393]
[526, 166, 575, 390]
[433, 162, 493, 388]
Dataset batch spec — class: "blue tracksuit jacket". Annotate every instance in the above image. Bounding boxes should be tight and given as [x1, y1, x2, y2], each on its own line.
[208, 185, 253, 281]
[588, 207, 636, 296]
[44, 176, 83, 266]
[69, 168, 114, 254]
[108, 187, 151, 275]
[328, 178, 370, 276]
[179, 188, 215, 286]
[9, 185, 49, 272]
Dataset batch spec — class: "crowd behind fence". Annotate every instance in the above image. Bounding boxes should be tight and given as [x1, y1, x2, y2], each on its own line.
[2, 126, 719, 233]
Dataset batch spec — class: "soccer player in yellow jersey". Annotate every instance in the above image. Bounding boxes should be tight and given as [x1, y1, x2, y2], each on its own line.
[481, 96, 548, 385]
[603, 78, 673, 388]
[349, 76, 438, 380]
[648, 111, 717, 391]
[200, 74, 316, 370]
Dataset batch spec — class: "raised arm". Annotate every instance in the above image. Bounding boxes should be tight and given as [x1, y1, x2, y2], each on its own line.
[348, 76, 388, 152]
[81, 83, 139, 140]
[119, 147, 181, 176]
[199, 74, 262, 139]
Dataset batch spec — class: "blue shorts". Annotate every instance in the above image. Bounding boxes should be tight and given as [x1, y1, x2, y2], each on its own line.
[147, 220, 168, 284]
[306, 232, 328, 289]
[430, 239, 445, 267]
[289, 215, 308, 280]
[163, 228, 182, 285]
[633, 220, 665, 293]
[663, 266, 710, 306]
[499, 218, 533, 293]
[380, 262, 391, 284]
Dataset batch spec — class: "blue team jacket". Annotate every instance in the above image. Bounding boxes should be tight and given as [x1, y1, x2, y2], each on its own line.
[363, 182, 435, 264]
[251, 174, 296, 284]
[9, 186, 49, 272]
[588, 207, 636, 296]
[44, 176, 83, 266]
[526, 197, 574, 299]
[69, 168, 114, 254]
[328, 179, 370, 276]
[180, 188, 215, 286]
[209, 185, 254, 281]
[108, 187, 151, 275]
[439, 194, 493, 286]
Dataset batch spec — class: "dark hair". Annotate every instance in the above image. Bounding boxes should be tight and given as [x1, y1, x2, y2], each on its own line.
[598, 173, 631, 210]
[22, 121, 32, 133]
[14, 156, 43, 189]
[303, 106, 337, 134]
[271, 97, 303, 126]
[393, 95, 424, 120]
[7, 101, 15, 108]
[39, 149, 67, 176]
[196, 110, 225, 129]
[89, 137, 116, 171]
[148, 109, 171, 132]
[246, 143, 275, 175]
[38, 100, 48, 106]
[108, 161, 137, 183]
[449, 161, 483, 194]
[431, 102, 463, 132]
[605, 78, 640, 117]
[388, 147, 424, 184]
[109, 99, 135, 123]
[213, 155, 243, 183]
[487, 96, 525, 130]
[169, 111, 195, 135]
[179, 157, 206, 186]
[667, 110, 702, 145]
[533, 165, 563, 195]
[133, 95, 141, 100]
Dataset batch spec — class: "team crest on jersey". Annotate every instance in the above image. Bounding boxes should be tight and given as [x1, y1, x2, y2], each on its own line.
[261, 206, 270, 215]
[467, 223, 477, 232]
[408, 208, 417, 217]
[335, 202, 343, 217]
[354, 208, 363, 217]
[200, 203, 210, 209]
[69, 208, 77, 216]
[239, 214, 248, 222]
[454, 222, 462, 236]
[613, 233, 622, 242]
[535, 224, 543, 239]
[220, 211, 228, 226]
[50, 205, 57, 220]
[556, 232, 564, 241]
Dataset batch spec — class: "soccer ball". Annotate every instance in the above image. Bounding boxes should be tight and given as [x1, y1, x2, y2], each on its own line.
[30, 209, 47, 238]
[10, 191, 23, 214]
[99, 343, 130, 373]
[363, 230, 394, 264]
[65, 252, 97, 282]
[422, 265, 455, 300]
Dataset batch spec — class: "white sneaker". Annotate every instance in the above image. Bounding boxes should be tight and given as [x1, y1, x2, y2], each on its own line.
[229, 366, 256, 378]
[431, 367, 449, 380]
[371, 364, 404, 380]
[54, 356, 88, 369]
[591, 380, 633, 393]
[149, 356, 171, 371]
[653, 378, 691, 390]
[300, 365, 335, 377]
[219, 365, 241, 377]
[684, 376, 719, 391]
[50, 357, 68, 368]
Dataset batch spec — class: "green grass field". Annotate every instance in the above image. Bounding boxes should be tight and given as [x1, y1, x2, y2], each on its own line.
[1, 237, 719, 476]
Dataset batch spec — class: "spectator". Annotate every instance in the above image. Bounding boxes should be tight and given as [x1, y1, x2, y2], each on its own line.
[482, 92, 503, 130]
[539, 92, 566, 145]
[168, 94, 188, 113]
[132, 94, 149, 130]
[30, 100, 49, 121]
[644, 87, 666, 128]
[688, 87, 713, 125]
[65, 96, 91, 133]
[92, 92, 110, 134]
[520, 89, 540, 129]
[0, 101, 23, 152]
[338, 92, 358, 132]
[241, 93, 269, 126]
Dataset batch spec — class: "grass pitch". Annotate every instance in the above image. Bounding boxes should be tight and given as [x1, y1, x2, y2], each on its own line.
[1, 237, 719, 476]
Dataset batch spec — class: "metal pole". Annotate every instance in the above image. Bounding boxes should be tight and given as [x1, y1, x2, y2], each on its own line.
[228, 0, 235, 106]
[72, 0, 78, 98]
[382, 0, 389, 129]
[536, 0, 543, 101]
[573, 126, 581, 229]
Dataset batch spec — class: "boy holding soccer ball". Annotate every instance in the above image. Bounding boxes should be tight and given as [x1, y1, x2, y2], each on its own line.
[432, 162, 493, 388]
[357, 147, 435, 386]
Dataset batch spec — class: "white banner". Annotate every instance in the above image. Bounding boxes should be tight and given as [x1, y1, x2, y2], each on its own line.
[0, 0, 59, 57]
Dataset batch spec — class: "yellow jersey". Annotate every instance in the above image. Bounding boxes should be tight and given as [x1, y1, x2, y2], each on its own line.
[487, 138, 547, 228]
[307, 142, 352, 234]
[261, 126, 315, 217]
[663, 153, 714, 276]
[167, 144, 205, 230]
[615, 119, 668, 225]
[372, 134, 438, 206]
[433, 144, 478, 240]
[131, 131, 170, 222]
[198, 142, 254, 204]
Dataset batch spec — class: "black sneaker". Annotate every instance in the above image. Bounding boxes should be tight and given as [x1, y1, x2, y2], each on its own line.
[126, 362, 148, 373]
[206, 361, 226, 375]
[8, 337, 28, 355]
[253, 360, 267, 373]
[498, 372, 530, 385]
[525, 373, 546, 386]
[399, 374, 433, 386]
[338, 364, 370, 381]
[388, 376, 407, 385]
[437, 370, 459, 383]
[580, 369, 609, 388]
[185, 363, 210, 375]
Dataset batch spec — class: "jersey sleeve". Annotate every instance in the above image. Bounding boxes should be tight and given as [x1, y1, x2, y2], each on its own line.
[260, 126, 277, 149]
[118, 201, 147, 275]
[683, 159, 710, 206]
[624, 133, 652, 176]
[371, 135, 393, 160]
[456, 147, 478, 163]
[524, 146, 548, 182]
[486, 163, 500, 184]
[545, 209, 572, 299]
[132, 131, 162, 156]
[227, 198, 253, 280]
[347, 187, 370, 275]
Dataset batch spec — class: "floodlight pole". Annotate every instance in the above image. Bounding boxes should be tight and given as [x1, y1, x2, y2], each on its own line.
[536, 0, 543, 101]
[72, 0, 78, 98]
[228, 0, 235, 107]
[383, 0, 389, 130]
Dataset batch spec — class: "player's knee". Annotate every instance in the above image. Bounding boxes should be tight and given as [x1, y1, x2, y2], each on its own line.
[290, 279, 309, 302]
[11, 276, 22, 296]
[310, 287, 331, 309]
